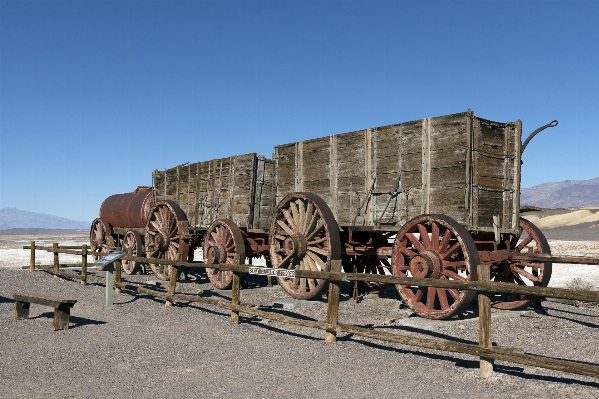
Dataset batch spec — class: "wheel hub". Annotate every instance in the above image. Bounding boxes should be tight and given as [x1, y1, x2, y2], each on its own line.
[409, 251, 443, 279]
[283, 235, 308, 258]
[154, 231, 170, 252]
[206, 244, 227, 264]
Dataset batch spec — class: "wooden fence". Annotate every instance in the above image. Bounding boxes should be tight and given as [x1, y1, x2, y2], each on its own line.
[22, 241, 599, 380]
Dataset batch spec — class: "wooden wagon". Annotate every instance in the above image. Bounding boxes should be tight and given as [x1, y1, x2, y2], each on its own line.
[90, 110, 557, 319]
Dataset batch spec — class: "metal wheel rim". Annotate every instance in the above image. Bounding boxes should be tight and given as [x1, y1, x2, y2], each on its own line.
[203, 219, 245, 290]
[391, 214, 479, 319]
[491, 218, 552, 310]
[269, 192, 341, 300]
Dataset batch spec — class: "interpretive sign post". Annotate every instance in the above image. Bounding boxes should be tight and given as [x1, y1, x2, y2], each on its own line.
[94, 251, 126, 307]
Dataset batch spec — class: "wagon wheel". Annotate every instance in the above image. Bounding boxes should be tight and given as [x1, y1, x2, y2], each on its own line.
[491, 218, 552, 310]
[203, 219, 246, 290]
[144, 201, 189, 281]
[90, 218, 114, 262]
[391, 214, 479, 319]
[269, 192, 341, 300]
[121, 230, 144, 275]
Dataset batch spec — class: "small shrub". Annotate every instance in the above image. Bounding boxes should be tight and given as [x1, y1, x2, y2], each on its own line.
[558, 277, 599, 309]
[566, 277, 595, 292]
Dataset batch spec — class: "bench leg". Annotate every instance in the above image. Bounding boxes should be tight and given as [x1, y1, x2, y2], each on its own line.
[53, 304, 71, 331]
[15, 301, 30, 320]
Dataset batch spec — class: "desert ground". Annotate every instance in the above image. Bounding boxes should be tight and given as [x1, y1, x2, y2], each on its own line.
[1, 212, 599, 397]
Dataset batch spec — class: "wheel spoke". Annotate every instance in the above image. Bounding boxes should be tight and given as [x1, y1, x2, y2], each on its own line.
[307, 246, 328, 256]
[307, 251, 326, 271]
[513, 266, 542, 283]
[282, 209, 300, 233]
[439, 229, 452, 253]
[442, 269, 466, 281]
[448, 288, 461, 300]
[437, 288, 449, 310]
[515, 235, 533, 252]
[406, 233, 426, 253]
[306, 221, 324, 241]
[426, 286, 436, 310]
[308, 238, 326, 246]
[441, 242, 461, 260]
[278, 254, 292, 269]
[413, 288, 424, 303]
[302, 202, 314, 234]
[418, 224, 432, 250]
[431, 223, 440, 250]
[297, 199, 306, 233]
[397, 245, 417, 258]
[277, 219, 295, 236]
[304, 209, 319, 237]
[288, 201, 301, 232]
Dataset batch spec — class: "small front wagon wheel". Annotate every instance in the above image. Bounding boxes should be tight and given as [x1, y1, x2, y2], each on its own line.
[121, 230, 144, 275]
[90, 218, 114, 262]
[391, 214, 479, 319]
[203, 219, 245, 290]
[144, 201, 189, 281]
[269, 192, 341, 300]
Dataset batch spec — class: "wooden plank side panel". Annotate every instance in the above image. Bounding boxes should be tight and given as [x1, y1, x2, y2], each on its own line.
[477, 190, 505, 228]
[428, 187, 468, 225]
[429, 112, 469, 151]
[470, 117, 521, 232]
[275, 144, 297, 204]
[252, 157, 277, 230]
[154, 154, 260, 229]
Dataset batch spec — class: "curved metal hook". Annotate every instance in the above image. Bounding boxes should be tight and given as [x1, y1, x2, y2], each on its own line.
[521, 120, 558, 154]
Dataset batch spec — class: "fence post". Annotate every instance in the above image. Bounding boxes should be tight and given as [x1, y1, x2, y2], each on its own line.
[231, 254, 241, 324]
[165, 254, 181, 308]
[325, 259, 342, 343]
[478, 263, 494, 377]
[29, 241, 35, 272]
[81, 244, 88, 285]
[53, 243, 59, 277]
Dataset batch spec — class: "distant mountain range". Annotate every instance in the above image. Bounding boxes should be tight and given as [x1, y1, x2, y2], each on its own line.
[0, 208, 89, 231]
[1, 177, 598, 232]
[521, 177, 599, 208]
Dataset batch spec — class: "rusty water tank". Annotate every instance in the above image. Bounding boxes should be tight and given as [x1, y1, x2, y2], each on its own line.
[99, 186, 153, 228]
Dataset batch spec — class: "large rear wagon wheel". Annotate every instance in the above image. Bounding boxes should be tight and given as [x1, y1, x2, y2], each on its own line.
[269, 192, 341, 300]
[203, 219, 246, 290]
[491, 218, 552, 310]
[144, 201, 189, 281]
[90, 218, 114, 262]
[391, 214, 479, 319]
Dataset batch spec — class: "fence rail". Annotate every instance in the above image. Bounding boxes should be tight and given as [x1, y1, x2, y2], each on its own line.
[22, 241, 599, 380]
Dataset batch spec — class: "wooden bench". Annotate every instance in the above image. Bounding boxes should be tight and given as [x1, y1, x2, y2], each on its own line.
[13, 292, 77, 331]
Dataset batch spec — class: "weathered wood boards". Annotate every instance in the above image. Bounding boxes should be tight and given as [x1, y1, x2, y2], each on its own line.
[153, 153, 275, 230]
[274, 110, 521, 234]
[13, 292, 77, 331]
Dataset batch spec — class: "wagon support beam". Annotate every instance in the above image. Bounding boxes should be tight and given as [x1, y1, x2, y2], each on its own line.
[478, 250, 599, 265]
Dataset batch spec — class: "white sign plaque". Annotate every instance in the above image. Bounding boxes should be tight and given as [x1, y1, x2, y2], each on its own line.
[248, 267, 295, 278]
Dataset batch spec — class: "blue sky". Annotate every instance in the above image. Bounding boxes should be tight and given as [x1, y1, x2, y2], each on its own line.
[1, 0, 598, 222]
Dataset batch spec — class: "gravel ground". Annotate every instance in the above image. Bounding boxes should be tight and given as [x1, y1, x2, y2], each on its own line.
[1, 267, 599, 398]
